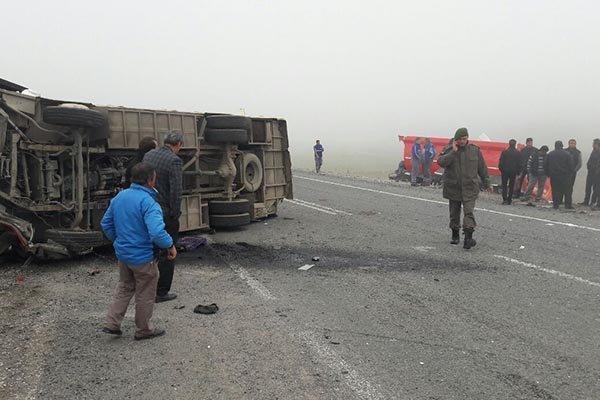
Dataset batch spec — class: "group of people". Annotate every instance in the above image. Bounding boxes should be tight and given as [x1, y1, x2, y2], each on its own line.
[101, 132, 184, 340]
[499, 137, 600, 209]
[410, 137, 436, 186]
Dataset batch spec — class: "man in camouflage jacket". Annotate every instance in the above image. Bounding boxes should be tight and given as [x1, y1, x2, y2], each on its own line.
[438, 127, 490, 249]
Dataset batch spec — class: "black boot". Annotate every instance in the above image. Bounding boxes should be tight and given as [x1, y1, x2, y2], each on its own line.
[450, 229, 460, 245]
[463, 228, 476, 249]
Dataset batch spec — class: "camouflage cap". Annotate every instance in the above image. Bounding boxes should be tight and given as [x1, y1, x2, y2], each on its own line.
[453, 127, 469, 140]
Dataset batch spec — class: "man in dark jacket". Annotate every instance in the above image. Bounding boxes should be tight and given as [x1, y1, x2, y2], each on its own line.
[545, 140, 575, 209]
[515, 138, 537, 198]
[438, 127, 490, 249]
[524, 145, 549, 204]
[124, 136, 158, 188]
[565, 139, 582, 206]
[581, 139, 600, 206]
[143, 131, 184, 302]
[498, 139, 520, 205]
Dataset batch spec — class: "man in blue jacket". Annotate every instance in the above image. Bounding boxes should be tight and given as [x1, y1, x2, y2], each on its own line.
[101, 162, 177, 340]
[422, 138, 436, 186]
[411, 137, 424, 186]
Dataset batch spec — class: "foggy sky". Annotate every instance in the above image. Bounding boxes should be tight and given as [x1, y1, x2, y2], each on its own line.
[3, 0, 600, 175]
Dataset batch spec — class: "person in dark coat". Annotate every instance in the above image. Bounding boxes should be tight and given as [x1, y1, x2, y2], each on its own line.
[545, 140, 575, 209]
[515, 138, 537, 198]
[581, 139, 600, 206]
[124, 137, 158, 188]
[143, 132, 184, 303]
[438, 127, 489, 249]
[498, 139, 521, 205]
[524, 145, 549, 204]
[565, 139, 582, 206]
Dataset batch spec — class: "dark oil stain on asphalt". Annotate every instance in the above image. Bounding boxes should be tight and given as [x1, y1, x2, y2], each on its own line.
[180, 242, 494, 275]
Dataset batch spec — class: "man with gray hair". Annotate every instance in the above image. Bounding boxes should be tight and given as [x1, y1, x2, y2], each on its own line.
[143, 131, 184, 302]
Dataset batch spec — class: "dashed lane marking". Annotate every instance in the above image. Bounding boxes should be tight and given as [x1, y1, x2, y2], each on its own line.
[285, 199, 337, 215]
[231, 265, 276, 300]
[295, 175, 600, 233]
[298, 264, 314, 271]
[293, 198, 353, 215]
[494, 255, 600, 288]
[299, 331, 388, 400]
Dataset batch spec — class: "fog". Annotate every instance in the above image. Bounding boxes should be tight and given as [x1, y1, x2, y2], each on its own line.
[3, 0, 600, 187]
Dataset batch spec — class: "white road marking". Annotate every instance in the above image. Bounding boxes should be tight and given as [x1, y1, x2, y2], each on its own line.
[285, 199, 337, 215]
[494, 255, 600, 288]
[293, 198, 353, 215]
[298, 264, 314, 271]
[299, 331, 387, 400]
[412, 246, 436, 252]
[231, 265, 276, 300]
[296, 175, 600, 233]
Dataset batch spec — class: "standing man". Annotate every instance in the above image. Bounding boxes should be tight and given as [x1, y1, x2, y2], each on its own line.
[515, 138, 537, 198]
[411, 137, 423, 186]
[143, 132, 184, 303]
[584, 139, 600, 207]
[498, 139, 521, 205]
[580, 139, 600, 206]
[438, 128, 489, 249]
[524, 145, 549, 205]
[124, 136, 158, 188]
[565, 139, 582, 205]
[545, 140, 575, 209]
[101, 162, 176, 340]
[422, 137, 436, 186]
[313, 140, 324, 173]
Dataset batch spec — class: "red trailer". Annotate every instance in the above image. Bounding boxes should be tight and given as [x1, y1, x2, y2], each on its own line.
[394, 135, 552, 201]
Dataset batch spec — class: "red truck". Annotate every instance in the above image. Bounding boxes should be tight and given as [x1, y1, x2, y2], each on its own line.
[392, 135, 551, 200]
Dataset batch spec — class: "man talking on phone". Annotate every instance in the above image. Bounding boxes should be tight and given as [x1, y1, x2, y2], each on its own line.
[438, 128, 490, 249]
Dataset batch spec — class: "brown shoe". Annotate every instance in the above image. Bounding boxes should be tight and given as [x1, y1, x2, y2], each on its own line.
[134, 328, 166, 341]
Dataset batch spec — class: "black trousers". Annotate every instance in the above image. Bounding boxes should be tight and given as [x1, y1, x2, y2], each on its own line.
[157, 215, 180, 296]
[551, 175, 571, 208]
[592, 177, 600, 207]
[501, 173, 517, 203]
[583, 171, 593, 205]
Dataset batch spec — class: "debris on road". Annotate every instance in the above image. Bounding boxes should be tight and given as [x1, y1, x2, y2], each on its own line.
[173, 305, 185, 310]
[193, 303, 219, 314]
[88, 269, 101, 276]
[312, 256, 320, 262]
[176, 236, 208, 252]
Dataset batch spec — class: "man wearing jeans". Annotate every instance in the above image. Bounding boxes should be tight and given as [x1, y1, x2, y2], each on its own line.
[144, 132, 184, 303]
[525, 145, 549, 205]
[101, 163, 176, 340]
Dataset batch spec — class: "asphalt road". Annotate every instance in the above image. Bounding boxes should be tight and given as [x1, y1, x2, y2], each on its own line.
[1, 172, 599, 399]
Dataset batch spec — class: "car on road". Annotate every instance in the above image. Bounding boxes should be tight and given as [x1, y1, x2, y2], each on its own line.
[0, 78, 293, 259]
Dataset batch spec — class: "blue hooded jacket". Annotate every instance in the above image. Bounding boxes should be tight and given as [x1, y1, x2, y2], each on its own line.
[101, 184, 173, 267]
